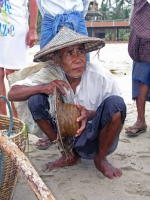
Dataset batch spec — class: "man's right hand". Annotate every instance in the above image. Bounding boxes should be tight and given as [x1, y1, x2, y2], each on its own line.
[43, 80, 70, 96]
[8, 80, 70, 102]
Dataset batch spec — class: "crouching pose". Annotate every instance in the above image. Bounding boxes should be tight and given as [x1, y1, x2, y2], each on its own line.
[8, 27, 126, 179]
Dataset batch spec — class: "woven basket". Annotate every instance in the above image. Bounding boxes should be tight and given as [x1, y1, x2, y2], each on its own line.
[54, 88, 80, 137]
[0, 96, 27, 200]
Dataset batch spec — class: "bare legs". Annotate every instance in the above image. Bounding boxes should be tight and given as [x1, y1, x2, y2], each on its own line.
[44, 111, 123, 179]
[0, 68, 18, 118]
[36, 119, 57, 141]
[94, 111, 123, 179]
[125, 82, 148, 134]
[36, 118, 81, 169]
[0, 68, 7, 115]
[6, 69, 18, 118]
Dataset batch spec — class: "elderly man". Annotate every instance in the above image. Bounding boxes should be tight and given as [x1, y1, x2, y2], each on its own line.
[35, 0, 90, 148]
[8, 27, 126, 179]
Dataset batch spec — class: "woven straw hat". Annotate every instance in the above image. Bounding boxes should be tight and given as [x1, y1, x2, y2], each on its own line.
[34, 26, 105, 62]
[54, 87, 80, 138]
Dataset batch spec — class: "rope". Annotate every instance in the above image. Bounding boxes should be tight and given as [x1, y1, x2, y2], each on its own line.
[0, 95, 13, 188]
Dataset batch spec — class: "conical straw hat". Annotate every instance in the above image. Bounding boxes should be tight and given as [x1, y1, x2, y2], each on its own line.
[34, 26, 105, 62]
[54, 87, 80, 138]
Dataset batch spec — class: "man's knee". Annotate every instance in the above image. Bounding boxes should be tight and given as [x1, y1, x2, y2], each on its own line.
[103, 95, 126, 123]
[28, 94, 49, 112]
[28, 94, 50, 121]
[105, 95, 126, 110]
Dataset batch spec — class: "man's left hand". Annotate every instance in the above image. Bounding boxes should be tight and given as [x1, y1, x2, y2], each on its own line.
[75, 103, 96, 137]
[75, 103, 88, 137]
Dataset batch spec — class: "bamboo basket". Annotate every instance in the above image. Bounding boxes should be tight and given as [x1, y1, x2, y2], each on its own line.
[0, 96, 27, 200]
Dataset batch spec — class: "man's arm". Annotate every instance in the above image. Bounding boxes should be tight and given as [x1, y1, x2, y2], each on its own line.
[8, 85, 44, 101]
[8, 80, 70, 101]
[26, 0, 38, 48]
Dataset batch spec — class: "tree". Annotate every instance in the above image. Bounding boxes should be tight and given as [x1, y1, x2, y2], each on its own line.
[99, 0, 132, 20]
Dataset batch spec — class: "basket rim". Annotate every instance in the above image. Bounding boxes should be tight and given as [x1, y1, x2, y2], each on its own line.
[0, 114, 27, 138]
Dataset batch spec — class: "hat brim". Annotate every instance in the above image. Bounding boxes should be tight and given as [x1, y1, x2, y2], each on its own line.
[34, 26, 105, 62]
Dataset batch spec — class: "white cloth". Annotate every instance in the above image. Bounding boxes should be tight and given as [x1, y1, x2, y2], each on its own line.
[36, 0, 90, 17]
[0, 0, 29, 69]
[12, 62, 121, 117]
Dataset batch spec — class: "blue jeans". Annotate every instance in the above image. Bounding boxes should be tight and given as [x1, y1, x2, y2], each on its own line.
[40, 11, 90, 61]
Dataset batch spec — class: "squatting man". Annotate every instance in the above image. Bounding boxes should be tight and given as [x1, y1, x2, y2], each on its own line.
[8, 27, 126, 179]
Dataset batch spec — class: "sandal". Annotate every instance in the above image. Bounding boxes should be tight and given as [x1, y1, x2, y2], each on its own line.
[35, 137, 52, 150]
[125, 126, 147, 136]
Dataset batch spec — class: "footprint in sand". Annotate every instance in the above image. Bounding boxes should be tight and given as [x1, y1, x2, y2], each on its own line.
[114, 153, 127, 160]
[119, 138, 131, 143]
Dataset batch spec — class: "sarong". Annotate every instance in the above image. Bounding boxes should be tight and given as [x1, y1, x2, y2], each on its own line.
[40, 11, 90, 61]
[132, 61, 150, 101]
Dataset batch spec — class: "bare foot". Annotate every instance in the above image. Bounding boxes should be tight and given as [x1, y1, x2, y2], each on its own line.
[43, 152, 81, 172]
[94, 156, 122, 179]
[36, 136, 51, 150]
[125, 121, 147, 134]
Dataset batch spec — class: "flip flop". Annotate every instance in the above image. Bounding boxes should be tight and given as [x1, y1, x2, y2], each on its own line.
[35, 137, 52, 150]
[125, 126, 147, 136]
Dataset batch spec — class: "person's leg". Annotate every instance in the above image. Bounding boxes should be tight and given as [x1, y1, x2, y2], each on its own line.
[44, 96, 126, 175]
[76, 15, 90, 61]
[125, 82, 148, 135]
[94, 111, 123, 179]
[28, 94, 57, 149]
[125, 62, 150, 135]
[6, 69, 18, 118]
[74, 95, 126, 179]
[0, 68, 7, 115]
[40, 15, 54, 49]
[135, 82, 148, 127]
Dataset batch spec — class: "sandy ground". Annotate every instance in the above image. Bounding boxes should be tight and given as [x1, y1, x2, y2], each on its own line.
[8, 43, 150, 200]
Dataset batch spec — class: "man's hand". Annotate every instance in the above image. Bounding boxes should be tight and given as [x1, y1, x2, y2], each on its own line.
[75, 103, 96, 137]
[75, 103, 88, 137]
[43, 80, 70, 96]
[26, 29, 38, 48]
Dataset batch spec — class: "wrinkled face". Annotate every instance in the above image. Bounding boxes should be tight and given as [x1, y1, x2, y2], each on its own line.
[53, 44, 87, 78]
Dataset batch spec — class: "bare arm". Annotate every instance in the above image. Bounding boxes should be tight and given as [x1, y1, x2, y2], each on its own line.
[26, 0, 38, 48]
[8, 80, 70, 101]
[8, 85, 44, 101]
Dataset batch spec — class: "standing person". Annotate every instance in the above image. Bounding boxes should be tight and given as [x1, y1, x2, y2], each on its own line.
[8, 27, 126, 179]
[36, 0, 90, 50]
[34, 0, 90, 149]
[125, 0, 150, 136]
[125, 62, 149, 136]
[0, 0, 38, 117]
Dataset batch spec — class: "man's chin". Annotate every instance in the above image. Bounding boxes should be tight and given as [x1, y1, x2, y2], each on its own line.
[65, 72, 83, 79]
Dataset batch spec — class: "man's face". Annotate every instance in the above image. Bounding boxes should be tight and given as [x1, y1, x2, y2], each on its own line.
[54, 44, 86, 78]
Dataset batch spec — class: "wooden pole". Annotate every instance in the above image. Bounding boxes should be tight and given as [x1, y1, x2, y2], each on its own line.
[0, 131, 56, 200]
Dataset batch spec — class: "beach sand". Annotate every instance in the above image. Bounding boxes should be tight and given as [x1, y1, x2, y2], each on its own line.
[10, 43, 150, 200]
